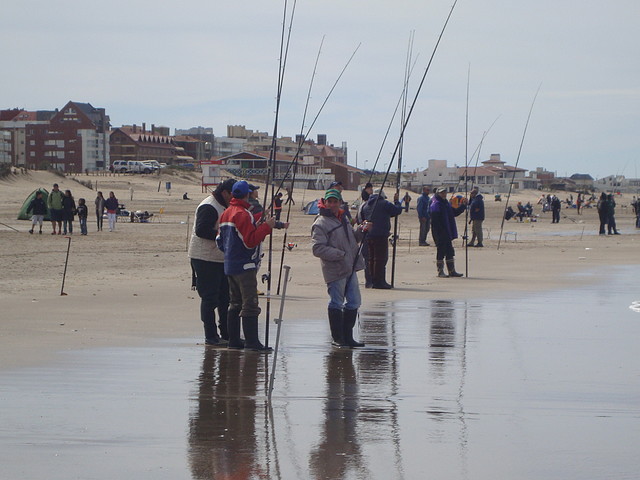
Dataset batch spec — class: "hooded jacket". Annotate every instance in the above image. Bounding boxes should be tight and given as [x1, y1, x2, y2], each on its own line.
[216, 197, 272, 275]
[360, 194, 403, 237]
[430, 194, 466, 243]
[311, 199, 365, 284]
[416, 192, 431, 218]
[469, 193, 485, 221]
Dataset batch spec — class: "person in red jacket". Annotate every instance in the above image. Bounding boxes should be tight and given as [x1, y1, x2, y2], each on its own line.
[217, 181, 288, 351]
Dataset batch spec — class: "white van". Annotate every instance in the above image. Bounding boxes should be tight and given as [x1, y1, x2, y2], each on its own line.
[111, 160, 154, 174]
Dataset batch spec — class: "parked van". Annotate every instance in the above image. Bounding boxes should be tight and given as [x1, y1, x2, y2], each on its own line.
[110, 160, 154, 174]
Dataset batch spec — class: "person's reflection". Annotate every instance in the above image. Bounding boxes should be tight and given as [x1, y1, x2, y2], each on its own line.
[429, 299, 456, 378]
[188, 349, 263, 479]
[309, 349, 364, 480]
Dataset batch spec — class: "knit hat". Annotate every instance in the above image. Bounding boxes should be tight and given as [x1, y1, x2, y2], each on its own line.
[324, 188, 342, 201]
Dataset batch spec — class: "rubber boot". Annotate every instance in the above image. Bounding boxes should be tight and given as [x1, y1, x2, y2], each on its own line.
[343, 309, 365, 348]
[437, 260, 448, 278]
[227, 309, 244, 349]
[328, 308, 345, 346]
[203, 320, 222, 346]
[446, 259, 463, 277]
[242, 316, 272, 352]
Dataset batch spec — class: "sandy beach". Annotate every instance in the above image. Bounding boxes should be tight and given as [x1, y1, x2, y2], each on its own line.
[1, 169, 638, 370]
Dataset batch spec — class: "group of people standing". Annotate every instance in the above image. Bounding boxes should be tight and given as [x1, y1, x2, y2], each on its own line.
[597, 192, 620, 235]
[26, 183, 119, 235]
[188, 179, 288, 352]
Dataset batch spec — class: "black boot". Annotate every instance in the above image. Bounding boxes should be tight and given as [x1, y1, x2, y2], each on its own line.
[328, 308, 345, 346]
[227, 309, 244, 349]
[437, 260, 448, 278]
[446, 259, 463, 277]
[242, 316, 272, 352]
[203, 320, 222, 346]
[343, 309, 365, 347]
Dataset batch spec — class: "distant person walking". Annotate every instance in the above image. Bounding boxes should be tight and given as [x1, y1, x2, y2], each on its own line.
[551, 195, 561, 223]
[105, 191, 119, 232]
[95, 191, 105, 231]
[27, 191, 47, 234]
[284, 186, 295, 205]
[597, 192, 608, 235]
[416, 186, 431, 246]
[430, 188, 467, 278]
[61, 189, 76, 235]
[467, 187, 485, 247]
[77, 198, 88, 235]
[606, 194, 620, 235]
[403, 192, 412, 212]
[47, 183, 64, 235]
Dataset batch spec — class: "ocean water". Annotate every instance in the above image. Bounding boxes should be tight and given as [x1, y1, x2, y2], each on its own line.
[1, 266, 639, 479]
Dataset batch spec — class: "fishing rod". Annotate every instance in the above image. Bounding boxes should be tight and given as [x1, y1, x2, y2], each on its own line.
[391, 30, 415, 288]
[265, 43, 361, 295]
[353, 0, 459, 290]
[463, 64, 470, 277]
[263, 0, 297, 347]
[497, 84, 542, 250]
[275, 35, 325, 295]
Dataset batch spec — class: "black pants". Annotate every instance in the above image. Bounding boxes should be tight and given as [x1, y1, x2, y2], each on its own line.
[552, 209, 560, 223]
[419, 217, 431, 244]
[367, 236, 389, 285]
[435, 239, 455, 261]
[96, 210, 103, 230]
[191, 258, 229, 340]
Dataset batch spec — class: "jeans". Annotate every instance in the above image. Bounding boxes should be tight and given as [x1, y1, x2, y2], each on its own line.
[107, 212, 116, 231]
[63, 218, 73, 234]
[327, 272, 361, 310]
[79, 217, 87, 235]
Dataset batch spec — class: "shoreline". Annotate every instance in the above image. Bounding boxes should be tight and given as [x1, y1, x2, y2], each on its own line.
[1, 171, 638, 371]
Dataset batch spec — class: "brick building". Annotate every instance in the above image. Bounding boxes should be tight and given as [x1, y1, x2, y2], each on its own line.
[24, 101, 110, 172]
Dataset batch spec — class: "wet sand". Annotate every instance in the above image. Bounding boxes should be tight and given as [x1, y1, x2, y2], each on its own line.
[2, 267, 639, 479]
[1, 171, 640, 478]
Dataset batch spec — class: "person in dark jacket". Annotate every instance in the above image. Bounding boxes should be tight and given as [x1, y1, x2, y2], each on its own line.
[95, 191, 105, 231]
[551, 195, 561, 223]
[27, 190, 47, 234]
[76, 198, 88, 235]
[361, 188, 404, 289]
[188, 178, 236, 346]
[430, 187, 467, 277]
[104, 191, 119, 232]
[61, 189, 76, 235]
[606, 194, 620, 235]
[597, 192, 608, 234]
[467, 187, 485, 247]
[416, 186, 431, 246]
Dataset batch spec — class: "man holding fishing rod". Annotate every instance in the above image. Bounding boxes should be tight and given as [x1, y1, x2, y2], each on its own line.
[217, 181, 288, 352]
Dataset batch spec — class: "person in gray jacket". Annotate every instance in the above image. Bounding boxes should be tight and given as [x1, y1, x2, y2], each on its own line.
[311, 188, 368, 347]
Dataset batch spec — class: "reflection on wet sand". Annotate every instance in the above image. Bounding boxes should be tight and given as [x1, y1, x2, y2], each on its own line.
[309, 349, 363, 479]
[3, 268, 640, 479]
[189, 349, 265, 479]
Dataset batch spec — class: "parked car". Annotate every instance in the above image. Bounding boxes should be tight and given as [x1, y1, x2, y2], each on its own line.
[110, 160, 154, 174]
[141, 160, 161, 171]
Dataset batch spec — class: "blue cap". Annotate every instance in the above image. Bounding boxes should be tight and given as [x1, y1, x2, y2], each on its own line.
[232, 180, 252, 198]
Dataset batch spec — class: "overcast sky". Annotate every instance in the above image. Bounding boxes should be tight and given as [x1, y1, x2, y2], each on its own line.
[2, 0, 639, 179]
